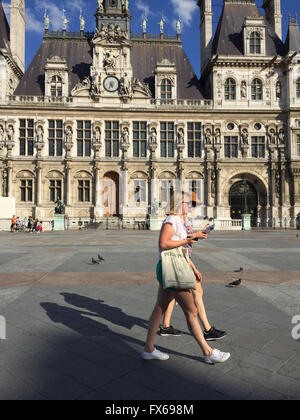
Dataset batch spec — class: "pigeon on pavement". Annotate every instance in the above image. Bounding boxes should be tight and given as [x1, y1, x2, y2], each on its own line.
[227, 279, 242, 288]
[92, 257, 100, 265]
[98, 254, 105, 262]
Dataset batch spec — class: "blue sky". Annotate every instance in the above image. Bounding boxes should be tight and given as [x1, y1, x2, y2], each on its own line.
[3, 0, 300, 77]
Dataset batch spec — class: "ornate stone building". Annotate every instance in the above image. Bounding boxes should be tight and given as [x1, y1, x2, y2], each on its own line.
[1, 0, 300, 229]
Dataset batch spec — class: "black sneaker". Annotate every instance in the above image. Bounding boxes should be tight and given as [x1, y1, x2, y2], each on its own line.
[204, 327, 227, 341]
[159, 325, 182, 337]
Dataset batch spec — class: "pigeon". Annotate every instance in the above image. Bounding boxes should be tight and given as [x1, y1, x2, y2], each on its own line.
[98, 254, 105, 262]
[92, 257, 100, 265]
[297, 234, 299, 238]
[227, 279, 242, 288]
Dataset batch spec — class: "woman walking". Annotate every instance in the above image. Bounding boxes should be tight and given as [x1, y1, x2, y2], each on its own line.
[142, 195, 230, 364]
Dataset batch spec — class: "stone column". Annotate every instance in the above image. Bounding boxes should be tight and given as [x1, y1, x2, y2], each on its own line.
[7, 164, 13, 197]
[36, 163, 42, 207]
[206, 166, 212, 208]
[65, 164, 72, 207]
[0, 166, 3, 198]
[216, 167, 221, 207]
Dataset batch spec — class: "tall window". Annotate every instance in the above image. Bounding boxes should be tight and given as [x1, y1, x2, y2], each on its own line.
[105, 121, 119, 157]
[160, 122, 175, 158]
[20, 179, 33, 202]
[252, 136, 265, 158]
[49, 120, 63, 156]
[77, 121, 92, 157]
[187, 122, 201, 158]
[78, 180, 90, 202]
[133, 122, 147, 158]
[19, 119, 34, 156]
[250, 32, 261, 54]
[224, 78, 236, 100]
[297, 135, 300, 156]
[49, 180, 62, 202]
[50, 75, 63, 97]
[133, 180, 146, 204]
[224, 136, 238, 158]
[251, 79, 263, 101]
[161, 79, 172, 99]
[296, 78, 300, 98]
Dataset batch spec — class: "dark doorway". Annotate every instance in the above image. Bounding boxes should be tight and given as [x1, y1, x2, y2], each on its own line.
[229, 180, 258, 225]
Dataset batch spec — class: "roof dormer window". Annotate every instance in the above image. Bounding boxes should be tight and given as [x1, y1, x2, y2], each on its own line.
[250, 32, 261, 54]
[243, 15, 266, 56]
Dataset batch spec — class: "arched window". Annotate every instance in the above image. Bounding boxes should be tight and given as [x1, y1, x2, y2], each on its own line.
[224, 78, 236, 100]
[296, 78, 300, 98]
[50, 75, 63, 97]
[251, 78, 263, 101]
[161, 79, 172, 99]
[250, 32, 261, 54]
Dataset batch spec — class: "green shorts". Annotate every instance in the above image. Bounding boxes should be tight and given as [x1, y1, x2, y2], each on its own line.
[156, 260, 177, 292]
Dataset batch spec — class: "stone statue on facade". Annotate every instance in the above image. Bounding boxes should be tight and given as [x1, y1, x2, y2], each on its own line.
[6, 126, 14, 144]
[36, 126, 44, 143]
[278, 129, 285, 145]
[214, 128, 221, 144]
[93, 127, 102, 145]
[132, 78, 151, 97]
[142, 17, 148, 33]
[121, 127, 130, 145]
[241, 128, 249, 145]
[44, 10, 50, 31]
[80, 11, 85, 31]
[65, 127, 73, 143]
[62, 10, 69, 31]
[149, 128, 157, 145]
[0, 125, 5, 147]
[119, 75, 132, 98]
[268, 128, 276, 145]
[241, 81, 247, 98]
[177, 128, 185, 145]
[104, 50, 119, 72]
[204, 128, 212, 145]
[55, 199, 65, 215]
[176, 18, 181, 35]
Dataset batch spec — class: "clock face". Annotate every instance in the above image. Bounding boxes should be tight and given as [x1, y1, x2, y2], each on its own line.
[104, 76, 119, 92]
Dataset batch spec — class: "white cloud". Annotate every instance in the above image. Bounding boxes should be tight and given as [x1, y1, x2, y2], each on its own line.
[26, 8, 44, 33]
[170, 0, 197, 27]
[135, 0, 151, 18]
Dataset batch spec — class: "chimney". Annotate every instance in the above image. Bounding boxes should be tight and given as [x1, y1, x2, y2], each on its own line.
[198, 0, 213, 73]
[262, 0, 282, 40]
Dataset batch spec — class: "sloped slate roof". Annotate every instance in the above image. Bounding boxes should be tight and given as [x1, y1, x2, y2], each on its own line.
[212, 2, 285, 57]
[15, 35, 203, 99]
[285, 23, 300, 53]
[0, 0, 10, 52]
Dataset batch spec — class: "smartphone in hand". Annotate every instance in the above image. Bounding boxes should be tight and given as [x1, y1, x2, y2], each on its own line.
[203, 224, 215, 234]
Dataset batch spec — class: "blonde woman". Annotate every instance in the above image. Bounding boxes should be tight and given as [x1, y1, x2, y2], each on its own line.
[142, 194, 230, 364]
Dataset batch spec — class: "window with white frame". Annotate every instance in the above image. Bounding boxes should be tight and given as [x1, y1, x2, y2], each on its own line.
[250, 32, 261, 54]
[20, 179, 33, 202]
[19, 119, 34, 156]
[224, 78, 236, 100]
[296, 78, 300, 98]
[50, 75, 63, 97]
[297, 135, 300, 156]
[133, 180, 147, 204]
[161, 79, 172, 99]
[251, 79, 263, 101]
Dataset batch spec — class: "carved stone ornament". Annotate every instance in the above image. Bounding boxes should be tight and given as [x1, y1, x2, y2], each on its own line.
[132, 78, 152, 97]
[94, 23, 128, 44]
[71, 77, 91, 95]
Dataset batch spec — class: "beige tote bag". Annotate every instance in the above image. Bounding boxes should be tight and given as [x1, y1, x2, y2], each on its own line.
[161, 246, 196, 290]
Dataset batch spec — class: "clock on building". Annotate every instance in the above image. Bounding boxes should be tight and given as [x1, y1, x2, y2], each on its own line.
[104, 76, 119, 92]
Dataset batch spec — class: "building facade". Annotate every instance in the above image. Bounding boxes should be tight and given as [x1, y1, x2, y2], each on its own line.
[1, 0, 300, 230]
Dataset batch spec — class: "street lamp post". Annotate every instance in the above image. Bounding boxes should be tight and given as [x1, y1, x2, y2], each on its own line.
[239, 178, 251, 231]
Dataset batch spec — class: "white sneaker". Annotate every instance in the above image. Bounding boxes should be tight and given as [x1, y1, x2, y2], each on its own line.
[203, 348, 231, 365]
[142, 348, 170, 361]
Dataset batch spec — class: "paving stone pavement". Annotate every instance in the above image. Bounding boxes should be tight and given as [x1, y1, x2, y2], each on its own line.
[0, 229, 299, 400]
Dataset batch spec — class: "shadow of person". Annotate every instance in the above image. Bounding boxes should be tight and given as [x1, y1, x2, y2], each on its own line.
[41, 302, 110, 337]
[61, 293, 148, 331]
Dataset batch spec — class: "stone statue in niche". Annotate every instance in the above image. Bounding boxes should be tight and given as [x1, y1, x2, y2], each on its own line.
[241, 128, 249, 145]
